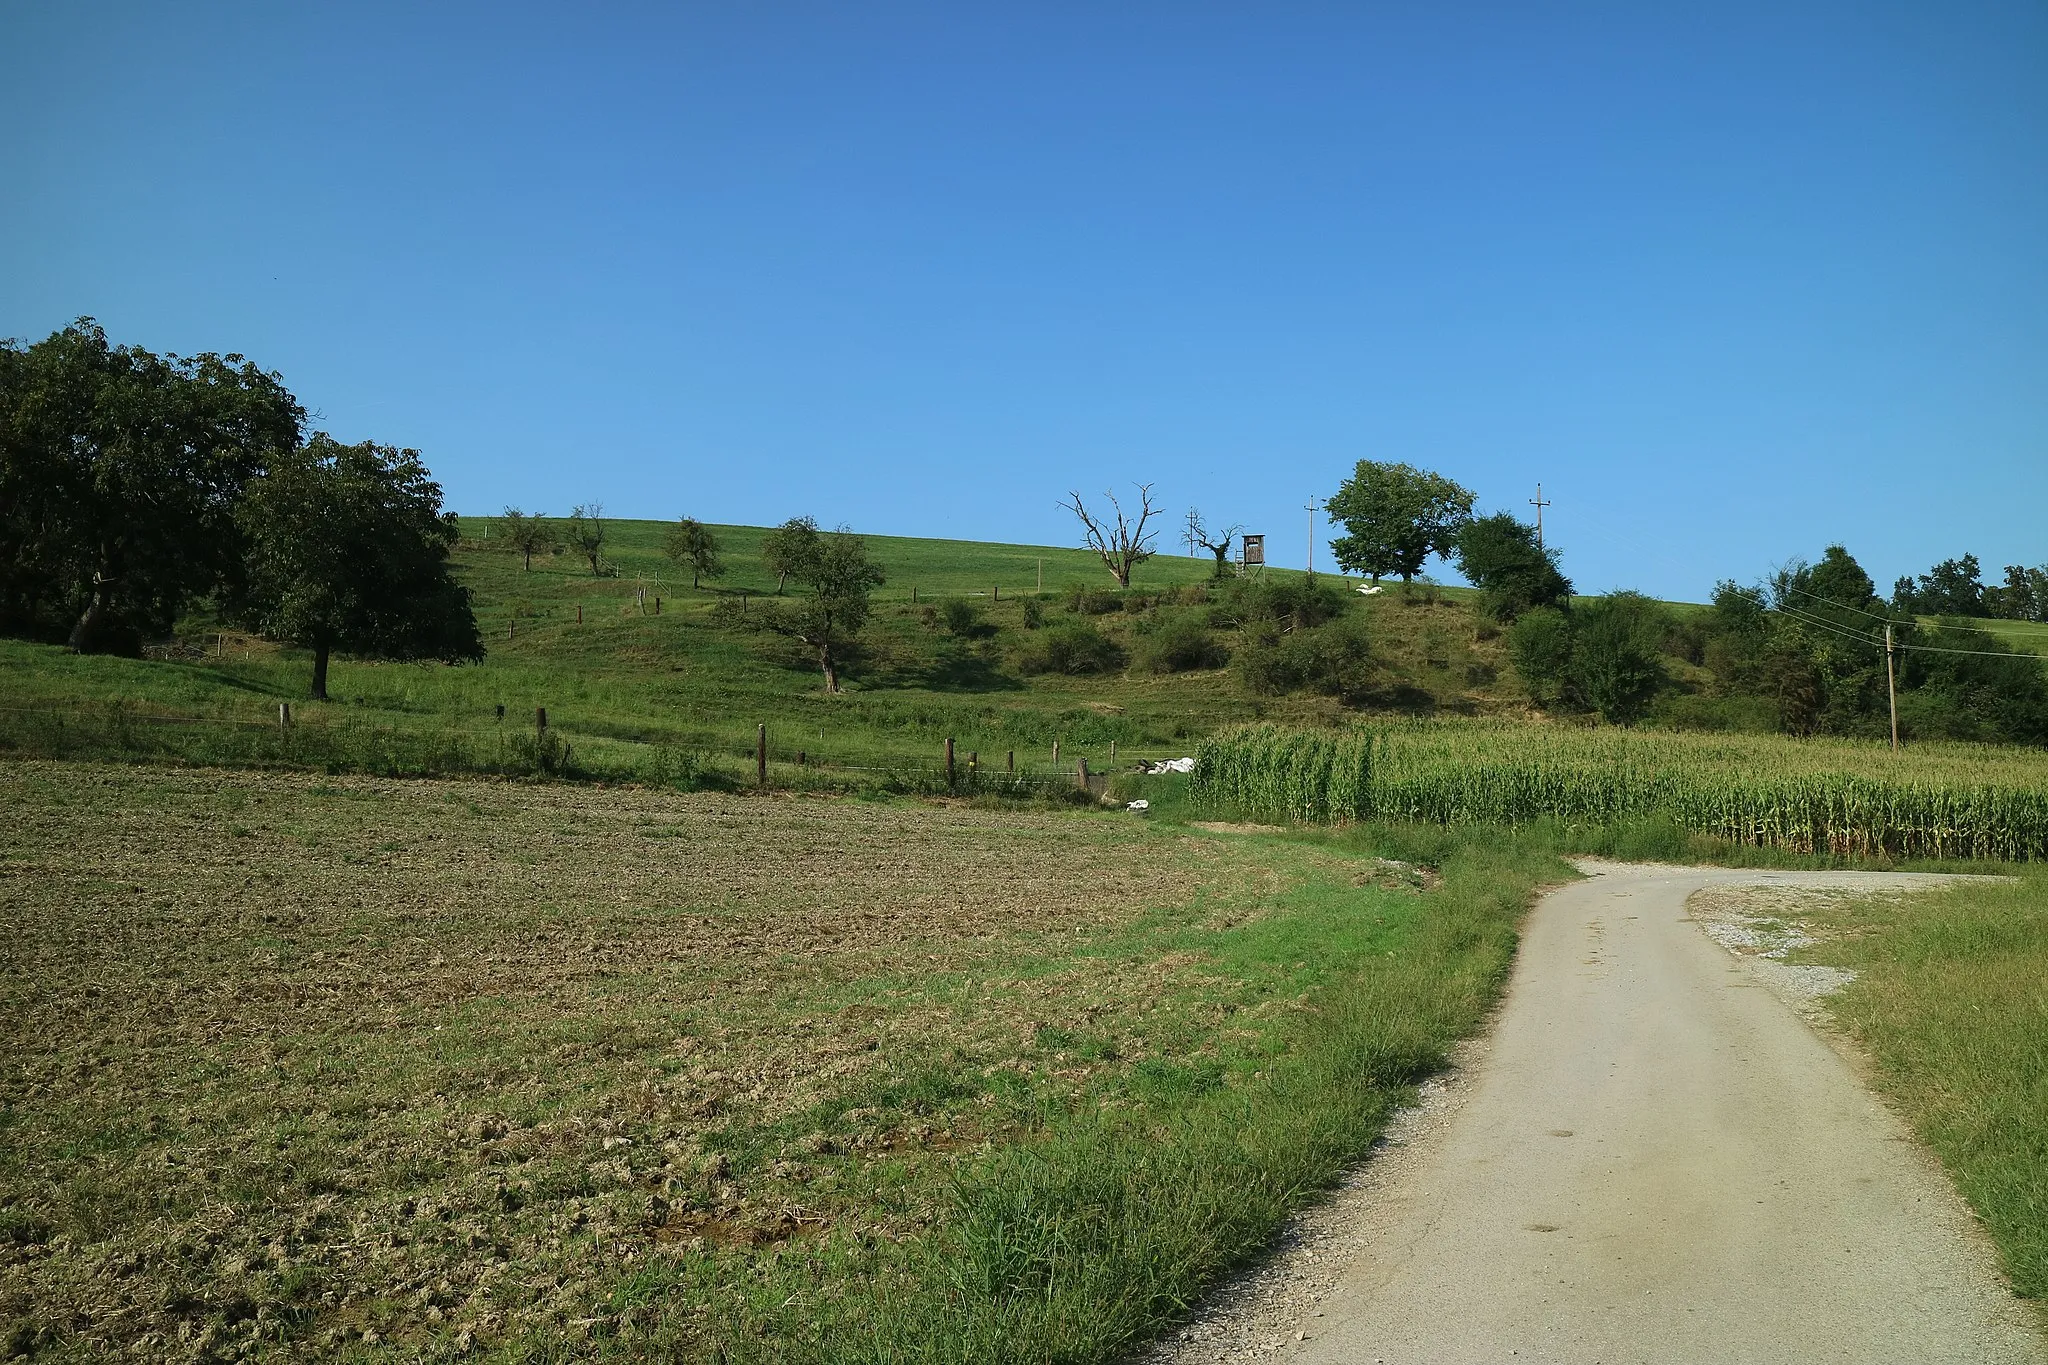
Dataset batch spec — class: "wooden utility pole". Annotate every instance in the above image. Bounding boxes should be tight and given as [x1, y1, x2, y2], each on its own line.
[1529, 484, 1551, 550]
[1885, 624, 1900, 752]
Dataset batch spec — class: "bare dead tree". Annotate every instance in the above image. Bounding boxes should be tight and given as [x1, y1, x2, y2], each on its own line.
[1196, 521, 1244, 578]
[1060, 483, 1160, 588]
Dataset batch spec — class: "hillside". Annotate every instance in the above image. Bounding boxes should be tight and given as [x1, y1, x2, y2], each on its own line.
[0, 517, 1529, 782]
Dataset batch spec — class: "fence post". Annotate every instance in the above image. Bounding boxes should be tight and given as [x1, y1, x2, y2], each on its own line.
[1007, 750, 1015, 775]
[655, 597, 661, 615]
[945, 737, 955, 789]
[1110, 740, 1117, 760]
[536, 707, 548, 736]
[1077, 756, 1089, 790]
[912, 585, 919, 604]
[509, 620, 515, 639]
[969, 751, 978, 773]
[278, 702, 290, 731]
[1052, 739, 1060, 766]
[757, 724, 768, 788]
[993, 585, 1000, 601]
[577, 603, 583, 624]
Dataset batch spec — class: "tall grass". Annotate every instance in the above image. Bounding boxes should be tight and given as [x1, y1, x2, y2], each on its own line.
[1192, 721, 2048, 861]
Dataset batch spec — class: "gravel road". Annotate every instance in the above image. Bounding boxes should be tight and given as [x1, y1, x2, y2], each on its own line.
[1149, 861, 2047, 1365]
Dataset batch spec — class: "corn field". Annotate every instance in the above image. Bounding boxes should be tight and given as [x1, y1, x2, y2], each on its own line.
[1191, 722, 2048, 861]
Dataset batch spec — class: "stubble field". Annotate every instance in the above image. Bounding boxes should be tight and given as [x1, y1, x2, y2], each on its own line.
[0, 760, 1533, 1361]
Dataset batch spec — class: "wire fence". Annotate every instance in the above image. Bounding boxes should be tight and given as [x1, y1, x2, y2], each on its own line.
[0, 701, 1154, 798]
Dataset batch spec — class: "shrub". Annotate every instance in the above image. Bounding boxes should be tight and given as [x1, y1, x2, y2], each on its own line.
[1234, 618, 1372, 700]
[1065, 584, 1119, 615]
[1020, 598, 1045, 629]
[1013, 622, 1124, 676]
[1210, 577, 1349, 632]
[1132, 616, 1229, 674]
[1508, 607, 1574, 704]
[940, 599, 982, 637]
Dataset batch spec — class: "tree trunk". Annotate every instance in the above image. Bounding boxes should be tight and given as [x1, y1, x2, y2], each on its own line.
[819, 643, 841, 693]
[311, 642, 332, 701]
[693, 567, 700, 588]
[776, 571, 789, 594]
[522, 549, 532, 570]
[1111, 563, 1132, 588]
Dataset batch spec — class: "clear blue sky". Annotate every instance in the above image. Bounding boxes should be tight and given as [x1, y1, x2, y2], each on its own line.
[6, 2, 2044, 600]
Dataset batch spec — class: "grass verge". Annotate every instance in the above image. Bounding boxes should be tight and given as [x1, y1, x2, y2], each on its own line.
[1795, 870, 2048, 1312]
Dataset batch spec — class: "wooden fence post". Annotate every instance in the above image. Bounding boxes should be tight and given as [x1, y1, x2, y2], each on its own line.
[278, 702, 290, 731]
[1110, 740, 1117, 760]
[944, 737, 955, 788]
[1077, 756, 1089, 789]
[1007, 750, 1015, 775]
[536, 706, 548, 734]
[1051, 740, 1060, 766]
[757, 724, 768, 788]
[577, 603, 583, 623]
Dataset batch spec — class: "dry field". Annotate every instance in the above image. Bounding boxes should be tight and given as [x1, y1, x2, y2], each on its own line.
[0, 761, 1445, 1361]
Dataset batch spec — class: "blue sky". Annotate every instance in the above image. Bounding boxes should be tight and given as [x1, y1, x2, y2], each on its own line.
[5, 2, 2044, 600]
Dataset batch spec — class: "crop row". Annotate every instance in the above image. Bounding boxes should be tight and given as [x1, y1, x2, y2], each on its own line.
[1190, 723, 2048, 861]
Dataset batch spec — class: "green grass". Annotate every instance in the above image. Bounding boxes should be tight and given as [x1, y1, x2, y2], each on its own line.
[0, 517, 1527, 785]
[1792, 871, 2048, 1311]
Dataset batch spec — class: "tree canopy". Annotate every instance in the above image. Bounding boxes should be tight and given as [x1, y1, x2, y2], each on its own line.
[1452, 512, 1572, 622]
[745, 526, 884, 692]
[1325, 461, 1474, 583]
[664, 517, 724, 588]
[237, 436, 482, 699]
[0, 318, 304, 652]
[499, 508, 557, 570]
[760, 516, 821, 594]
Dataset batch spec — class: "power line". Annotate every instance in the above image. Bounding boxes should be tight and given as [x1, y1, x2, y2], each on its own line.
[1777, 583, 2048, 648]
[1767, 605, 2044, 660]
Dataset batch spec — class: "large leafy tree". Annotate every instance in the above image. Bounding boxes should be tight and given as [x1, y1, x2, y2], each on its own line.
[1325, 461, 1474, 583]
[238, 435, 483, 699]
[1452, 512, 1572, 622]
[746, 526, 884, 692]
[0, 318, 304, 652]
[1892, 554, 1985, 617]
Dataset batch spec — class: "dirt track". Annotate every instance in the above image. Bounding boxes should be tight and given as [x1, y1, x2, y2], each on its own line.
[1158, 861, 2048, 1364]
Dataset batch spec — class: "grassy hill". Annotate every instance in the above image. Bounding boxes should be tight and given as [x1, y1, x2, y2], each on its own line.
[0, 517, 1528, 785]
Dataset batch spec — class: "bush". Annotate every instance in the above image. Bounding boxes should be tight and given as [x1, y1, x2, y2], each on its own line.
[1132, 616, 1229, 674]
[1012, 622, 1125, 676]
[1508, 607, 1574, 704]
[1065, 584, 1120, 615]
[1234, 617, 1372, 700]
[1209, 577, 1349, 632]
[1453, 513, 1572, 622]
[1571, 592, 1670, 724]
[940, 599, 982, 637]
[1020, 598, 1045, 629]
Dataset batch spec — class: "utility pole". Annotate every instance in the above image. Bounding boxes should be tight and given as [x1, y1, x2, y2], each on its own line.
[1885, 623, 1899, 752]
[1529, 483, 1551, 550]
[1304, 500, 1319, 576]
